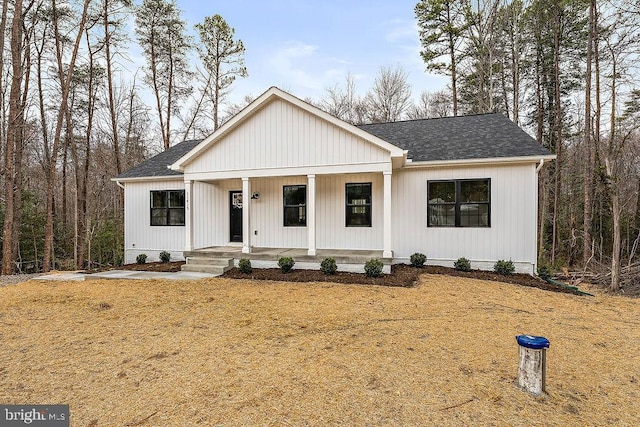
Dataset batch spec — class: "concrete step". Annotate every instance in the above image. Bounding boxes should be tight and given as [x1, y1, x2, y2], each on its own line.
[182, 257, 233, 275]
[183, 250, 240, 259]
[181, 264, 227, 275]
[186, 257, 233, 268]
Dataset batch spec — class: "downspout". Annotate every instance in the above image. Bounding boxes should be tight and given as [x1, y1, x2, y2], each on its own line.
[534, 159, 545, 275]
[115, 180, 125, 189]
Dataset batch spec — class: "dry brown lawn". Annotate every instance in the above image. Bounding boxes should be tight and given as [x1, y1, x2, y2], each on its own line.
[1, 275, 638, 426]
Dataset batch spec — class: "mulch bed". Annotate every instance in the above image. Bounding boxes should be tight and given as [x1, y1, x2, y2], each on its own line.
[103, 261, 586, 295]
[223, 263, 421, 287]
[224, 263, 587, 295]
[92, 261, 186, 273]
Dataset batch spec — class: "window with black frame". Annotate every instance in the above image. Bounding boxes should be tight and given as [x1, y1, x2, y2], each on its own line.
[427, 179, 490, 227]
[346, 183, 372, 227]
[150, 190, 185, 226]
[283, 185, 306, 226]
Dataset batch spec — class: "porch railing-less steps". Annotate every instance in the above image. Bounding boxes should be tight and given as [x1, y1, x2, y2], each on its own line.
[181, 257, 234, 275]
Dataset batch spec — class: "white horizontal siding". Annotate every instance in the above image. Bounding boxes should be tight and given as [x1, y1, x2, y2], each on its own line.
[391, 164, 537, 269]
[124, 180, 185, 263]
[187, 99, 389, 173]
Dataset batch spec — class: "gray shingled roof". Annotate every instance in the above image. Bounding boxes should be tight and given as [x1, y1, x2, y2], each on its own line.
[115, 139, 202, 179]
[357, 113, 551, 162]
[117, 114, 550, 179]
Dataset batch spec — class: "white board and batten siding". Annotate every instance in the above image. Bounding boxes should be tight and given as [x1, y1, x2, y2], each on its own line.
[392, 163, 538, 274]
[316, 173, 383, 250]
[186, 99, 390, 176]
[190, 173, 384, 251]
[124, 179, 186, 264]
[191, 179, 237, 249]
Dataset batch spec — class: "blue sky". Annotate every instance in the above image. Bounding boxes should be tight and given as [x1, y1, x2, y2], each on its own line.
[147, 0, 448, 105]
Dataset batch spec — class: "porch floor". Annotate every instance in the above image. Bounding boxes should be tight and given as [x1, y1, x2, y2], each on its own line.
[184, 247, 390, 264]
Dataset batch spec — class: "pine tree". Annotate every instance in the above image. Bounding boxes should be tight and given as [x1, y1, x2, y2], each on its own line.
[135, 0, 192, 150]
[415, 0, 472, 116]
[194, 14, 247, 131]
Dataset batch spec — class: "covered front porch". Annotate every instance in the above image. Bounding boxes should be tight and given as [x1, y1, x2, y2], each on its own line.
[182, 170, 395, 260]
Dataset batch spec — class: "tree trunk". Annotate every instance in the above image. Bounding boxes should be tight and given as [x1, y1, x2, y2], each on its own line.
[166, 43, 174, 149]
[539, 172, 549, 258]
[551, 10, 563, 265]
[583, 0, 595, 269]
[0, 0, 9, 151]
[608, 53, 620, 292]
[77, 31, 97, 269]
[149, 32, 168, 151]
[12, 34, 31, 271]
[61, 130, 69, 234]
[36, 35, 50, 169]
[2, 0, 24, 275]
[104, 0, 122, 175]
[511, 5, 520, 124]
[214, 59, 220, 130]
[608, 158, 621, 291]
[446, 2, 458, 116]
[634, 178, 640, 234]
[42, 0, 91, 272]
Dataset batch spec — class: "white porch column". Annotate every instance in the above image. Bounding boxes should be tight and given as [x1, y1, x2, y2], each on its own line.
[185, 179, 194, 251]
[307, 174, 316, 256]
[242, 177, 251, 254]
[383, 171, 393, 258]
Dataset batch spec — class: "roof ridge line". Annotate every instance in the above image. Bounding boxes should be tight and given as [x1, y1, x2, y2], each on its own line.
[357, 112, 502, 126]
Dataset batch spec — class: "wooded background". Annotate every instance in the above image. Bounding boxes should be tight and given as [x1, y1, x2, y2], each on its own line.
[0, 0, 638, 290]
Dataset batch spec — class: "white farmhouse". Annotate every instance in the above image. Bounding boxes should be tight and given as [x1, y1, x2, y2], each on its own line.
[113, 87, 554, 275]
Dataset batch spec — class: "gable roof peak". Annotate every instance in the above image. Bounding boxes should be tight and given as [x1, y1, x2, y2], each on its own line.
[169, 86, 406, 172]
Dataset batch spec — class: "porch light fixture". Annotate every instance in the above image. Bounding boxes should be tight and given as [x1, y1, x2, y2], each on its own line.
[251, 192, 260, 200]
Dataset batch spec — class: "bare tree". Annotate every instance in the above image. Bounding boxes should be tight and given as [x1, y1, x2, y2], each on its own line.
[218, 93, 255, 126]
[318, 74, 369, 124]
[406, 90, 453, 119]
[366, 66, 412, 123]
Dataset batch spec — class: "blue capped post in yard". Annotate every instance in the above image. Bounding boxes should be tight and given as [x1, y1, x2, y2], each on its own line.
[516, 335, 550, 396]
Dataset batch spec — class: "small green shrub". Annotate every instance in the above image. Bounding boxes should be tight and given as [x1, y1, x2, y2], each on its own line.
[159, 251, 171, 263]
[537, 264, 552, 281]
[494, 259, 515, 275]
[320, 257, 338, 275]
[238, 258, 252, 274]
[364, 258, 384, 278]
[278, 257, 295, 273]
[454, 257, 471, 272]
[136, 253, 147, 264]
[410, 252, 427, 268]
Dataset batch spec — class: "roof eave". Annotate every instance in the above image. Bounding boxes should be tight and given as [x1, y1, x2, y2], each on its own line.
[403, 154, 556, 169]
[110, 174, 185, 183]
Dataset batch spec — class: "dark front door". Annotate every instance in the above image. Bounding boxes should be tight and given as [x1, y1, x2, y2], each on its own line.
[229, 191, 243, 242]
